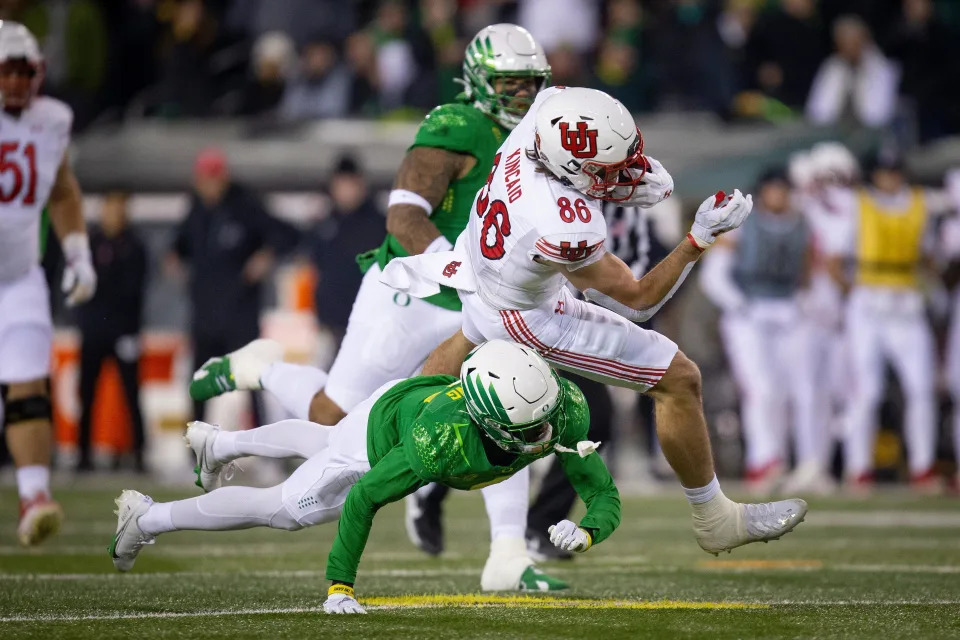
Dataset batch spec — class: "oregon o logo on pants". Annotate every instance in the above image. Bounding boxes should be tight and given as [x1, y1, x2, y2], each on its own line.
[393, 292, 411, 307]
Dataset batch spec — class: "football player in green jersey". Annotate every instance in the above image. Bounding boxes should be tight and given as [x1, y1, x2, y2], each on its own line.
[188, 25, 562, 590]
[110, 341, 620, 614]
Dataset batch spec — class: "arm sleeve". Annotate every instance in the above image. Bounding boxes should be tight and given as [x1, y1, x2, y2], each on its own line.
[557, 451, 621, 545]
[324, 445, 427, 584]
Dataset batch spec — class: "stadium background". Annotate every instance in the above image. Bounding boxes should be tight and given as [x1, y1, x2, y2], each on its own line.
[6, 0, 960, 486]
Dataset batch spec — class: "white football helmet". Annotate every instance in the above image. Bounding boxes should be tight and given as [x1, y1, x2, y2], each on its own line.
[533, 87, 648, 202]
[809, 142, 860, 185]
[461, 24, 551, 130]
[460, 340, 563, 455]
[0, 21, 43, 109]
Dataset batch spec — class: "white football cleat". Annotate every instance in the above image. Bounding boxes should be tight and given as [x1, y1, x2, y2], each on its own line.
[480, 537, 568, 591]
[109, 490, 155, 572]
[185, 421, 223, 492]
[189, 338, 283, 402]
[230, 338, 283, 389]
[694, 496, 807, 555]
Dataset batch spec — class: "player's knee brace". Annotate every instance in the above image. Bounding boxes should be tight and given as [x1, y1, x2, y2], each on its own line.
[3, 393, 52, 425]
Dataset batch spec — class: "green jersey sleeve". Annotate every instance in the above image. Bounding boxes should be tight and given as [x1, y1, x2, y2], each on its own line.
[410, 103, 484, 158]
[555, 378, 621, 545]
[324, 445, 426, 584]
[558, 451, 620, 545]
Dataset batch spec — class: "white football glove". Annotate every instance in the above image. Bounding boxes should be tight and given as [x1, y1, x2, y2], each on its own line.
[323, 592, 366, 615]
[688, 188, 754, 250]
[61, 232, 97, 307]
[613, 156, 674, 207]
[547, 519, 593, 553]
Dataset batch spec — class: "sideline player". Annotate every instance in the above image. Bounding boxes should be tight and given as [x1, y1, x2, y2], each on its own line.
[188, 25, 563, 591]
[788, 143, 860, 486]
[827, 153, 952, 490]
[0, 22, 96, 545]
[109, 341, 620, 613]
[382, 86, 808, 553]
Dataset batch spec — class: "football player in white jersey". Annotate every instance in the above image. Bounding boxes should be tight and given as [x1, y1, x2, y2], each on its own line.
[382, 86, 809, 554]
[0, 22, 96, 545]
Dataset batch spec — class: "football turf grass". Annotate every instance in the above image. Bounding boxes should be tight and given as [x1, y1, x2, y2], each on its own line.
[2, 479, 959, 639]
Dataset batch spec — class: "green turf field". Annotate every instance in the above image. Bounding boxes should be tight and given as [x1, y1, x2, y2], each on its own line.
[2, 479, 959, 639]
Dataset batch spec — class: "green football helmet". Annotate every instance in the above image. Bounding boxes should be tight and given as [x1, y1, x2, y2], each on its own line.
[460, 340, 564, 455]
[460, 23, 551, 130]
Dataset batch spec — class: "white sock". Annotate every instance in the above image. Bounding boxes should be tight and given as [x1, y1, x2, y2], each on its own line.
[17, 465, 50, 501]
[212, 419, 332, 462]
[683, 474, 722, 506]
[260, 363, 328, 420]
[482, 468, 529, 541]
[138, 502, 174, 536]
[141, 486, 300, 535]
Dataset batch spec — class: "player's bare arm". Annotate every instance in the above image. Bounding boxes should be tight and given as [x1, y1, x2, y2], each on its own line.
[560, 243, 701, 316]
[386, 146, 475, 255]
[47, 155, 85, 237]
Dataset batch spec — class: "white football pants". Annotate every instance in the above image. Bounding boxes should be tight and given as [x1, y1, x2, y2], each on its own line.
[720, 299, 821, 472]
[843, 287, 936, 478]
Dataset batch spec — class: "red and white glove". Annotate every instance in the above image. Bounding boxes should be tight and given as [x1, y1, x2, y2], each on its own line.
[61, 232, 97, 307]
[688, 188, 753, 251]
[614, 156, 674, 207]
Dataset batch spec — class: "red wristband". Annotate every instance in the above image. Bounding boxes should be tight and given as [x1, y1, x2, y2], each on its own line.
[686, 233, 706, 252]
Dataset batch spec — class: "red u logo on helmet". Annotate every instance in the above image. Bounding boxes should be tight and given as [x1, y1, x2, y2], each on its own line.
[558, 122, 598, 159]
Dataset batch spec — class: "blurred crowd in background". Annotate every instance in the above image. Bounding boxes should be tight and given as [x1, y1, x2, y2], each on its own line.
[2, 0, 958, 142]
[6, 0, 960, 494]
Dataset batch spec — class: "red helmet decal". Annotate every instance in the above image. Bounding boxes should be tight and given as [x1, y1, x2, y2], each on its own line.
[558, 121, 599, 159]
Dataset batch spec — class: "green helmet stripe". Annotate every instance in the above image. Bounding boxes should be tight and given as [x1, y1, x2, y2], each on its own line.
[465, 373, 512, 425]
[484, 383, 512, 423]
[466, 374, 493, 417]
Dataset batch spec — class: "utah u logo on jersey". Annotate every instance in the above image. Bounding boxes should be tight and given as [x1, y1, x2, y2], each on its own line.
[559, 240, 590, 261]
[442, 260, 461, 277]
[559, 122, 599, 159]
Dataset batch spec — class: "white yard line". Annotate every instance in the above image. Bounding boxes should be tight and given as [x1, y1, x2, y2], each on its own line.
[832, 564, 960, 574]
[4, 600, 960, 623]
[0, 545, 453, 559]
[3, 562, 959, 583]
[0, 568, 475, 581]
